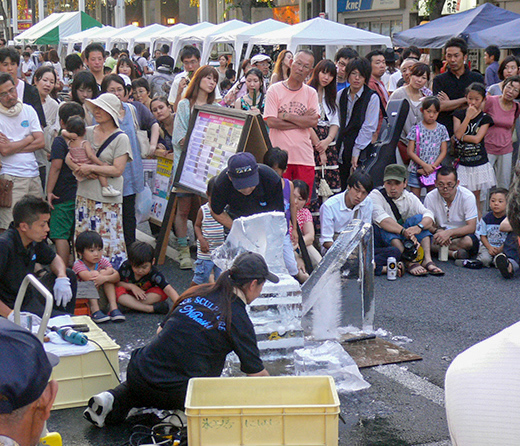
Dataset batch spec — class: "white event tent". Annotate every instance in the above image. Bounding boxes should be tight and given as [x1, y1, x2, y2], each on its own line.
[246, 17, 392, 57]
[105, 25, 142, 50]
[168, 22, 216, 61]
[172, 20, 248, 63]
[61, 25, 114, 54]
[200, 18, 290, 70]
[149, 23, 189, 54]
[111, 23, 167, 54]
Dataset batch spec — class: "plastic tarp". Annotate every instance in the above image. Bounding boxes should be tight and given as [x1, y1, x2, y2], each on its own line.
[392, 3, 520, 48]
[246, 17, 391, 58]
[14, 11, 101, 45]
[110, 23, 167, 54]
[470, 18, 520, 49]
[62, 26, 114, 54]
[200, 19, 290, 71]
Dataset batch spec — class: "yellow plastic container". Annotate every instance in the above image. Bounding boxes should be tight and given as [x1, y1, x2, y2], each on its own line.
[50, 316, 120, 410]
[185, 376, 339, 446]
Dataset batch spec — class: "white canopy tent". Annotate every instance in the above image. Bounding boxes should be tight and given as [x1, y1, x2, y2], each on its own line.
[246, 17, 392, 58]
[62, 25, 114, 54]
[110, 23, 167, 54]
[200, 19, 290, 70]
[148, 23, 189, 54]
[169, 22, 217, 62]
[198, 20, 251, 65]
[88, 25, 140, 51]
[105, 25, 142, 50]
[172, 20, 248, 63]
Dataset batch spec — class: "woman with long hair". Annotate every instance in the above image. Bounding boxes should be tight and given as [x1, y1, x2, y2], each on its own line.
[70, 70, 99, 125]
[234, 68, 265, 114]
[150, 96, 174, 158]
[389, 62, 431, 165]
[270, 50, 292, 87]
[487, 55, 520, 96]
[217, 54, 229, 85]
[173, 65, 219, 269]
[47, 49, 63, 83]
[83, 251, 274, 428]
[307, 59, 340, 230]
[33, 66, 59, 186]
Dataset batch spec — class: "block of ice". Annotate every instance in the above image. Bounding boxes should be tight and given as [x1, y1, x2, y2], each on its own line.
[301, 221, 375, 339]
[294, 341, 370, 393]
[212, 211, 289, 276]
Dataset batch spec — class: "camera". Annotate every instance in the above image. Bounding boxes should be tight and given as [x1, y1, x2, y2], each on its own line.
[401, 239, 418, 262]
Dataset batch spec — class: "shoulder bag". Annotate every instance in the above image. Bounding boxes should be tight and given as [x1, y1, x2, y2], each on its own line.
[416, 125, 439, 187]
[128, 104, 152, 158]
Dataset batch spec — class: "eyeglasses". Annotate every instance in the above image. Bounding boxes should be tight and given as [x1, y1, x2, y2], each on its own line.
[0, 87, 16, 99]
[436, 183, 456, 190]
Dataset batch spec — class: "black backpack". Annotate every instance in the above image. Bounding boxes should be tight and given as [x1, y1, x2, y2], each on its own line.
[132, 56, 145, 77]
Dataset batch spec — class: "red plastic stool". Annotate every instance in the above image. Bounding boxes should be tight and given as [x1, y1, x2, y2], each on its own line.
[74, 298, 91, 316]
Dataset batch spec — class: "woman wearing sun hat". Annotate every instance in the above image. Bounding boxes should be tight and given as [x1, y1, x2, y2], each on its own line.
[67, 93, 132, 271]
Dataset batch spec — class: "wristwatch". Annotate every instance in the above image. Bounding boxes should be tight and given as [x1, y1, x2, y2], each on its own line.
[417, 223, 424, 230]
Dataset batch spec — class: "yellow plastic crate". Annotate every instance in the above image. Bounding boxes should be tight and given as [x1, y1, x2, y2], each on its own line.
[50, 316, 120, 410]
[185, 376, 339, 446]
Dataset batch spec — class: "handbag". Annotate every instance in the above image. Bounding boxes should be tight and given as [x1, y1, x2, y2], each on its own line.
[128, 104, 152, 158]
[0, 178, 13, 208]
[416, 125, 439, 187]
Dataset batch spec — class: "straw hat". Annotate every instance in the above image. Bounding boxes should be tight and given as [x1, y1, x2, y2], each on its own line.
[85, 93, 121, 128]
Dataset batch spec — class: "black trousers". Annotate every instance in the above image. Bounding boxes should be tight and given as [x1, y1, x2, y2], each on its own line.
[106, 358, 186, 425]
[122, 194, 136, 249]
[21, 268, 77, 317]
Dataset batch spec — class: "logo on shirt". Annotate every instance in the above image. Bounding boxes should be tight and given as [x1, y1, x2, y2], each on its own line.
[21, 120, 29, 128]
[259, 201, 267, 206]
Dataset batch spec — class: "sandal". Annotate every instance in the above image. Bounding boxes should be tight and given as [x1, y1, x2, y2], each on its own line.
[422, 261, 445, 276]
[407, 262, 428, 276]
[397, 261, 405, 278]
[495, 253, 514, 279]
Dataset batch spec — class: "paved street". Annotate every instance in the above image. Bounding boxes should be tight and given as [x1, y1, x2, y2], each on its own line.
[47, 252, 518, 445]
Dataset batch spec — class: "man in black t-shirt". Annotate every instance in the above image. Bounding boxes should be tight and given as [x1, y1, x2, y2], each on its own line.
[433, 37, 484, 136]
[211, 152, 284, 229]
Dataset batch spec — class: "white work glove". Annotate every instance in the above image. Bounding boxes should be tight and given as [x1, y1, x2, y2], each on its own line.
[54, 277, 72, 307]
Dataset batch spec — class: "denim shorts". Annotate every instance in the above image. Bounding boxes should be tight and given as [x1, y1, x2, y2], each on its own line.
[192, 259, 222, 285]
[407, 171, 421, 188]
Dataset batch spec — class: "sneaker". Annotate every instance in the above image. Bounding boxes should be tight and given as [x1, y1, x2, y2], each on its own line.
[178, 246, 193, 270]
[91, 310, 110, 324]
[109, 309, 126, 322]
[101, 185, 121, 197]
[153, 300, 170, 314]
[455, 259, 483, 269]
[495, 253, 514, 279]
[83, 391, 114, 428]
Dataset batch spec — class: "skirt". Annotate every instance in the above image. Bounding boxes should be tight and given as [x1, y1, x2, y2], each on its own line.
[309, 125, 341, 234]
[457, 163, 496, 192]
[75, 195, 127, 269]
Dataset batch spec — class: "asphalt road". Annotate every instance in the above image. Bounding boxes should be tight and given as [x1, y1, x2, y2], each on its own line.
[47, 254, 518, 446]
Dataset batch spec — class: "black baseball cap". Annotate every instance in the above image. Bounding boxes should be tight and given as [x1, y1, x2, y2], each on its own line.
[0, 318, 59, 414]
[156, 55, 175, 73]
[230, 252, 279, 284]
[227, 152, 259, 190]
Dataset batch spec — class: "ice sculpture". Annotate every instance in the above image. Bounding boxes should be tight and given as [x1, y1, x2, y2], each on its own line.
[213, 212, 304, 361]
[301, 221, 374, 339]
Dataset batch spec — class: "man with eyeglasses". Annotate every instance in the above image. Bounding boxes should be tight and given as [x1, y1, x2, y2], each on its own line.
[264, 50, 319, 195]
[334, 47, 358, 93]
[0, 73, 44, 231]
[424, 166, 479, 260]
[168, 45, 201, 112]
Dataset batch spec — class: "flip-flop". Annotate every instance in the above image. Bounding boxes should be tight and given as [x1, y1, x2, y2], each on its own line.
[423, 261, 445, 276]
[407, 262, 428, 276]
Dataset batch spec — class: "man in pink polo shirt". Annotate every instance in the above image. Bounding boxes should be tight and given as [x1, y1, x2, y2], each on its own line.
[264, 50, 319, 193]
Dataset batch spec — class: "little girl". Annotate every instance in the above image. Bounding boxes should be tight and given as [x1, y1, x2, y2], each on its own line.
[453, 82, 495, 218]
[63, 116, 120, 197]
[235, 68, 265, 114]
[406, 96, 449, 197]
[291, 180, 322, 272]
[73, 230, 125, 324]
